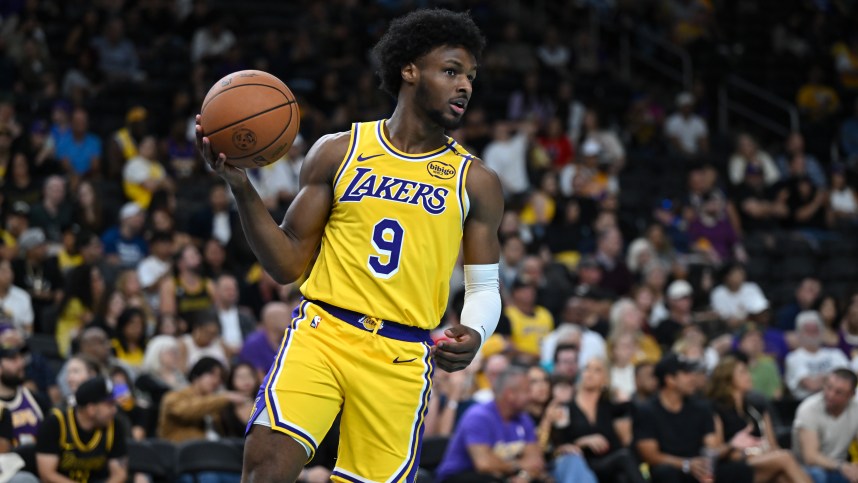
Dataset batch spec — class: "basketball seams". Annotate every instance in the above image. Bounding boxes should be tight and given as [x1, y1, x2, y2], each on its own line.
[201, 82, 291, 113]
[204, 99, 296, 137]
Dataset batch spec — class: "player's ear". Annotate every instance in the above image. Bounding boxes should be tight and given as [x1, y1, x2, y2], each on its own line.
[401, 62, 418, 85]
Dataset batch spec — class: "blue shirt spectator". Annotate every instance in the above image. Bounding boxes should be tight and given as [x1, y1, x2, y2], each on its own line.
[55, 108, 101, 176]
[101, 202, 148, 270]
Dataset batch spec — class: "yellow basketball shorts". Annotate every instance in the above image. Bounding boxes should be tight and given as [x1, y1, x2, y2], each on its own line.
[247, 298, 435, 483]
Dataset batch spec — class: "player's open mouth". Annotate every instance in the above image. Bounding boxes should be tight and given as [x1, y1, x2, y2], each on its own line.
[450, 99, 467, 114]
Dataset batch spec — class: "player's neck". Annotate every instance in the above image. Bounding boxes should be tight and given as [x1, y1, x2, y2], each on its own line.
[385, 106, 447, 154]
[74, 409, 96, 432]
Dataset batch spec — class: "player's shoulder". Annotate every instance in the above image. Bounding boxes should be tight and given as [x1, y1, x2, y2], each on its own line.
[463, 156, 503, 208]
[302, 129, 353, 182]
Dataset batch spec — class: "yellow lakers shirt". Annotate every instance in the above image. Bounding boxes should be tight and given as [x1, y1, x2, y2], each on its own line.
[301, 120, 473, 330]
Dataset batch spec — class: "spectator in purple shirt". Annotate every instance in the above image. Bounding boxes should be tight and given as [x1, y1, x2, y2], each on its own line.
[688, 192, 746, 265]
[436, 365, 595, 483]
[239, 301, 291, 380]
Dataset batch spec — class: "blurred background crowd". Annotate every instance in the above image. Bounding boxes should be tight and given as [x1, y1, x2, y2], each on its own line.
[2, 0, 858, 481]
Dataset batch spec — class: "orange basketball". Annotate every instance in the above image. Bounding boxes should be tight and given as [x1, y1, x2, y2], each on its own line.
[200, 70, 300, 168]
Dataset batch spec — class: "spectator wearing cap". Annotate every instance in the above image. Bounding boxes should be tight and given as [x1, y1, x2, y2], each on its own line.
[664, 92, 709, 158]
[633, 353, 754, 483]
[728, 133, 780, 187]
[121, 135, 170, 209]
[54, 108, 101, 180]
[786, 311, 849, 401]
[0, 201, 30, 260]
[0, 259, 32, 334]
[0, 334, 46, 446]
[101, 202, 148, 270]
[793, 368, 858, 483]
[108, 106, 149, 180]
[157, 356, 248, 443]
[11, 227, 64, 332]
[736, 323, 783, 400]
[776, 277, 822, 331]
[36, 376, 128, 483]
[28, 175, 72, 245]
[710, 263, 769, 330]
[654, 280, 695, 349]
[829, 164, 858, 227]
[505, 278, 554, 364]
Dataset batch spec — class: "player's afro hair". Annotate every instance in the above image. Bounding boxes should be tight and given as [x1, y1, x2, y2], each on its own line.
[372, 9, 485, 98]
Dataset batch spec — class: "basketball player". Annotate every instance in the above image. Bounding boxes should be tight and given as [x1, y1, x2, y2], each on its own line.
[196, 9, 502, 483]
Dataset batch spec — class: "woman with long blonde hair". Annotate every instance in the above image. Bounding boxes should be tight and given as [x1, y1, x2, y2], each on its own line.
[707, 354, 811, 483]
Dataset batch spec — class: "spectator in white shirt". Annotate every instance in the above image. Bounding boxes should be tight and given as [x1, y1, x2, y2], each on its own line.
[0, 259, 33, 334]
[136, 232, 174, 310]
[483, 121, 535, 200]
[190, 13, 236, 63]
[786, 311, 849, 400]
[247, 134, 305, 213]
[540, 296, 606, 370]
[710, 263, 768, 328]
[213, 274, 256, 357]
[664, 92, 709, 158]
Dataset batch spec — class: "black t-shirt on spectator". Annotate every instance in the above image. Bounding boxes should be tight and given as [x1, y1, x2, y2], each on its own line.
[553, 398, 628, 460]
[732, 182, 782, 233]
[633, 395, 714, 458]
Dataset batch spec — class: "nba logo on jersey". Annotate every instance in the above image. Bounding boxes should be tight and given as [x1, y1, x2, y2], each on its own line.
[311, 316, 321, 329]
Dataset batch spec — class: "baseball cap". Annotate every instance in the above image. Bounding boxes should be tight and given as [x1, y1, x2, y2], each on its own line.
[581, 139, 602, 157]
[667, 280, 693, 300]
[655, 353, 700, 381]
[75, 376, 116, 407]
[9, 201, 30, 217]
[578, 255, 600, 270]
[119, 202, 142, 220]
[17, 228, 46, 252]
[676, 92, 694, 107]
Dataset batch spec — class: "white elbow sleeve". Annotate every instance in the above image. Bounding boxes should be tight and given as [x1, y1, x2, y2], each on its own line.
[459, 264, 501, 352]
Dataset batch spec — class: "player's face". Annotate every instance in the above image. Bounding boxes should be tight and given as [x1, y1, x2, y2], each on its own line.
[415, 46, 476, 130]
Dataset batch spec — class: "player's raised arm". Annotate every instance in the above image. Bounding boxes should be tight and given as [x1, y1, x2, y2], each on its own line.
[196, 116, 348, 284]
[434, 159, 504, 372]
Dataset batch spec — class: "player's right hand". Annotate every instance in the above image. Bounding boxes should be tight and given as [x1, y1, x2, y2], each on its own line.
[195, 114, 248, 187]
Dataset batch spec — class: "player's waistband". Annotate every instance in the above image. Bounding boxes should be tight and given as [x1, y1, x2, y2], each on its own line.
[307, 299, 433, 344]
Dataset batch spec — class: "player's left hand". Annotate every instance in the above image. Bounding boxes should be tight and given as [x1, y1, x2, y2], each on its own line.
[432, 325, 481, 372]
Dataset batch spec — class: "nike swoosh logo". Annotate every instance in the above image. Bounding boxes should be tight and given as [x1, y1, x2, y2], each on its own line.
[357, 153, 383, 162]
[393, 356, 418, 364]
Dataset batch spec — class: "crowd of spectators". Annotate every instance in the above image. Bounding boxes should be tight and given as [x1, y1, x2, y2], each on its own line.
[1, 0, 858, 482]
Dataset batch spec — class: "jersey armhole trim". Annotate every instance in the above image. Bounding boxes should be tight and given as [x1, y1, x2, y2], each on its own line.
[332, 122, 360, 189]
[458, 155, 473, 227]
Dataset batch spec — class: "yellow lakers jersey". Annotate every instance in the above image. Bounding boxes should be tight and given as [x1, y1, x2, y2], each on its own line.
[301, 120, 473, 330]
